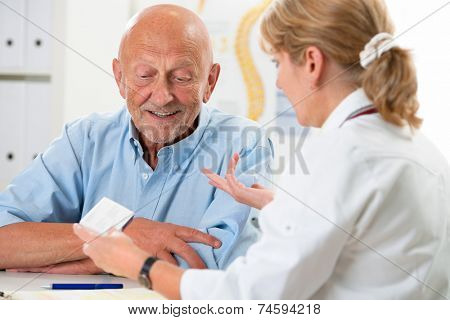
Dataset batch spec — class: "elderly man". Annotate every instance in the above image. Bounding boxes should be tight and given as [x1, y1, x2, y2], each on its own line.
[0, 5, 272, 273]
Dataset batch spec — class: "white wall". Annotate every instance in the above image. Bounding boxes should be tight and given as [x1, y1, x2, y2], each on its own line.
[385, 0, 450, 162]
[60, 0, 130, 123]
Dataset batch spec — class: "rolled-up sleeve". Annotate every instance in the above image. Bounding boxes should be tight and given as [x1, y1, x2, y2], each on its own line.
[0, 123, 84, 228]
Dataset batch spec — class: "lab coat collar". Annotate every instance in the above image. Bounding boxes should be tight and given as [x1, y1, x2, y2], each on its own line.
[321, 88, 415, 139]
[321, 88, 373, 130]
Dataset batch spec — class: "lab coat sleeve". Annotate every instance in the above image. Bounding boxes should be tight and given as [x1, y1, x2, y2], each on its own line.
[181, 137, 376, 299]
[0, 123, 84, 228]
[182, 137, 274, 270]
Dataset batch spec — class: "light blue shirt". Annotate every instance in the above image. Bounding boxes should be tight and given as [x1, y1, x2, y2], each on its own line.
[0, 106, 273, 269]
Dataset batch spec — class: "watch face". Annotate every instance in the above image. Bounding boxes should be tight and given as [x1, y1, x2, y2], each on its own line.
[138, 273, 150, 289]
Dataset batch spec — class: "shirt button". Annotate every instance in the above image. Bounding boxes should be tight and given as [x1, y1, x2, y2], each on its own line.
[142, 173, 149, 180]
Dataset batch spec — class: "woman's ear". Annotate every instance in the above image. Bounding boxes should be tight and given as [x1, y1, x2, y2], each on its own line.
[304, 46, 326, 90]
[112, 58, 126, 99]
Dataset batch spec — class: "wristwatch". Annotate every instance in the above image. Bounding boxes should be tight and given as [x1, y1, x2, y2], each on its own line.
[138, 257, 159, 289]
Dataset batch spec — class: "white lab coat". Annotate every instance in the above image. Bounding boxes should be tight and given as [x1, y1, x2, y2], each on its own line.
[181, 89, 450, 299]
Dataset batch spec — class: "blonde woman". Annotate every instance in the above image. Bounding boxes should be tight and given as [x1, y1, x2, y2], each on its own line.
[74, 0, 449, 299]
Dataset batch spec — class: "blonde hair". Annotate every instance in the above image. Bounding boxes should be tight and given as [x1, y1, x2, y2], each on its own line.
[260, 0, 422, 128]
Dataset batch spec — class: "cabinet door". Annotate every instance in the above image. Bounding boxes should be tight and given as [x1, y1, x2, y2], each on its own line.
[25, 0, 52, 72]
[24, 81, 52, 165]
[0, 0, 26, 69]
[0, 81, 25, 188]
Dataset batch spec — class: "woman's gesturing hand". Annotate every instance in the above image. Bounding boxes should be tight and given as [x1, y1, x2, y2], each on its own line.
[202, 152, 274, 210]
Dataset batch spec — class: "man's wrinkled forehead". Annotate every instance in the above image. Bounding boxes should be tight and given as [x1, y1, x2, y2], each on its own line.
[121, 37, 203, 75]
[124, 30, 201, 58]
[118, 6, 212, 64]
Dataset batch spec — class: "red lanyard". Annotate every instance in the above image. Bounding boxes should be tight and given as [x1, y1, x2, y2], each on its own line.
[345, 105, 378, 123]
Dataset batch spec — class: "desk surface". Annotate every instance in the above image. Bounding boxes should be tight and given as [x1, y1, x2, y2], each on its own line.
[0, 271, 164, 299]
[0, 270, 140, 291]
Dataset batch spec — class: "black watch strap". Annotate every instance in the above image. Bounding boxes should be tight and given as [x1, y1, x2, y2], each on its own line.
[139, 257, 158, 289]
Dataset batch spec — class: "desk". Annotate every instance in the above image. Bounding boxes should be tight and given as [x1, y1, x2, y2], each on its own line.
[0, 271, 164, 299]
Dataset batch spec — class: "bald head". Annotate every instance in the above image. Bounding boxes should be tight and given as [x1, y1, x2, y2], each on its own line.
[119, 5, 213, 65]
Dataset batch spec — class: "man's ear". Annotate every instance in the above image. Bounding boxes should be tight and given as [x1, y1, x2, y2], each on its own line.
[203, 63, 221, 103]
[304, 46, 325, 89]
[112, 58, 126, 99]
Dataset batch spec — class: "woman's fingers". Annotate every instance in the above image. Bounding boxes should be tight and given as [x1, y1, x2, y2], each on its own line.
[227, 172, 245, 189]
[208, 181, 228, 193]
[225, 174, 268, 209]
[232, 152, 240, 165]
[82, 233, 111, 257]
[208, 180, 220, 188]
[201, 167, 215, 177]
[226, 154, 234, 175]
[226, 173, 249, 202]
[203, 168, 233, 194]
[202, 169, 227, 187]
[203, 153, 244, 200]
[201, 168, 221, 183]
[226, 155, 243, 188]
[227, 152, 240, 175]
[208, 178, 227, 191]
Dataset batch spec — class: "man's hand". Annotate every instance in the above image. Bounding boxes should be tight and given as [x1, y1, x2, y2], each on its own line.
[7, 258, 103, 275]
[123, 218, 221, 269]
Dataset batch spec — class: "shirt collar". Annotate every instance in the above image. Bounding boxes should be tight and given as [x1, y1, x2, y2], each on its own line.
[127, 105, 211, 166]
[128, 115, 140, 143]
[128, 112, 141, 156]
[321, 88, 373, 130]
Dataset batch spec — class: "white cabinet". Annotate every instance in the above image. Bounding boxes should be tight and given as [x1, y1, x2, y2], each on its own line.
[0, 81, 26, 185]
[24, 81, 52, 164]
[0, 81, 53, 187]
[0, 0, 54, 188]
[24, 0, 53, 72]
[0, 0, 26, 69]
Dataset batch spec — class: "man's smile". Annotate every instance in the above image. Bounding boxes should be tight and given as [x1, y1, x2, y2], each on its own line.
[144, 110, 181, 120]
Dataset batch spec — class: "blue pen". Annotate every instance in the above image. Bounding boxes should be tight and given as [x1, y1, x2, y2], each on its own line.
[41, 283, 124, 290]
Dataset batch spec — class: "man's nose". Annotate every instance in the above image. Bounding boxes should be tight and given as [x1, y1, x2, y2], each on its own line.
[149, 78, 174, 107]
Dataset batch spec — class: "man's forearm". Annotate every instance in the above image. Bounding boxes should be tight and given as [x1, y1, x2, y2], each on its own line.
[0, 222, 85, 269]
